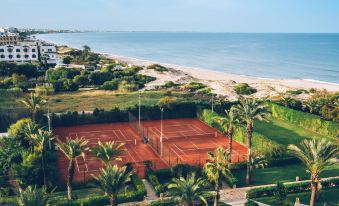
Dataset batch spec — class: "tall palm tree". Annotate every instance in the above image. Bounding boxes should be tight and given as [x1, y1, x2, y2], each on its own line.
[90, 141, 126, 166]
[18, 185, 49, 206]
[214, 108, 238, 162]
[30, 129, 55, 189]
[232, 97, 270, 185]
[23, 121, 40, 152]
[288, 138, 339, 206]
[204, 147, 231, 206]
[93, 165, 133, 206]
[167, 173, 208, 206]
[20, 93, 46, 122]
[57, 137, 89, 200]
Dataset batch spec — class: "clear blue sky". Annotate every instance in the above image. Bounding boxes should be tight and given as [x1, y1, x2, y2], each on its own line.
[1, 0, 339, 32]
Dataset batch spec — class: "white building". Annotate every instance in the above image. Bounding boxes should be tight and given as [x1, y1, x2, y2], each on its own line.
[0, 41, 59, 64]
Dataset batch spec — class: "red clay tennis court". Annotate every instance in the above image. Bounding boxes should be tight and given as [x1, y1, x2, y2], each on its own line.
[55, 123, 168, 182]
[141, 119, 247, 166]
[54, 118, 247, 183]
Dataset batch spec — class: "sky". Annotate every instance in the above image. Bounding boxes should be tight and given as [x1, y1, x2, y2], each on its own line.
[1, 0, 339, 33]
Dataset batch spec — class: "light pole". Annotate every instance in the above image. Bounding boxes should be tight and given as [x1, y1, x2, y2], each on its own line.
[160, 107, 164, 157]
[211, 94, 214, 113]
[138, 91, 141, 132]
[47, 102, 52, 150]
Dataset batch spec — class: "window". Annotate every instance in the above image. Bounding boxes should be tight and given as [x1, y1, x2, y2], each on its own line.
[8, 55, 13, 59]
[23, 48, 28, 52]
[0, 49, 4, 52]
[42, 49, 44, 52]
[48, 49, 52, 52]
[32, 49, 36, 52]
[7, 48, 13, 53]
[24, 55, 29, 59]
[32, 54, 37, 58]
[0, 55, 5, 58]
[16, 54, 21, 58]
[16, 49, 20, 52]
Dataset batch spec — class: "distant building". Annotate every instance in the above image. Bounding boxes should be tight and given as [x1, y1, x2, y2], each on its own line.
[0, 41, 59, 64]
[0, 32, 20, 45]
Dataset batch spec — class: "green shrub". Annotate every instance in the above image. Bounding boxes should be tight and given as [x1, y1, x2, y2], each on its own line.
[0, 87, 23, 97]
[147, 64, 168, 72]
[287, 89, 309, 95]
[184, 82, 206, 92]
[162, 81, 179, 88]
[100, 79, 120, 90]
[35, 85, 55, 96]
[244, 200, 259, 206]
[148, 198, 178, 206]
[270, 103, 338, 138]
[246, 177, 339, 199]
[118, 80, 139, 92]
[234, 83, 257, 95]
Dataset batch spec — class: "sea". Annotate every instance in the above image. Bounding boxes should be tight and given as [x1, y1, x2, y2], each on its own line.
[36, 32, 339, 84]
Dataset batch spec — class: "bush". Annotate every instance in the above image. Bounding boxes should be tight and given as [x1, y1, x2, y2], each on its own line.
[287, 89, 309, 95]
[246, 177, 339, 199]
[270, 103, 338, 138]
[100, 79, 120, 90]
[118, 80, 139, 92]
[147, 64, 168, 72]
[234, 83, 257, 95]
[162, 81, 179, 88]
[244, 200, 259, 206]
[0, 88, 23, 97]
[35, 85, 55, 96]
[184, 82, 206, 92]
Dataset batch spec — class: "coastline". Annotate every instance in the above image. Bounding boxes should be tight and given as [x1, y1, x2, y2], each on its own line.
[38, 37, 339, 100]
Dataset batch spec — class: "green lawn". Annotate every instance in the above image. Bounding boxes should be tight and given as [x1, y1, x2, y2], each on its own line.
[234, 164, 339, 187]
[254, 117, 333, 146]
[0, 90, 197, 113]
[255, 188, 339, 206]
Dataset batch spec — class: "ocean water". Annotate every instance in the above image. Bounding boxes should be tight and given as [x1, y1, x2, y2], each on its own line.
[36, 32, 339, 84]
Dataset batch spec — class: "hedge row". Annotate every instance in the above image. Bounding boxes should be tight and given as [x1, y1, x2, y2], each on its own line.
[197, 109, 284, 157]
[51, 102, 199, 127]
[246, 177, 339, 199]
[270, 103, 338, 138]
[53, 175, 147, 206]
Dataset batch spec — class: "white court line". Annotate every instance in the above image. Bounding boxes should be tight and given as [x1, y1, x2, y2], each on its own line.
[170, 144, 185, 161]
[118, 129, 129, 140]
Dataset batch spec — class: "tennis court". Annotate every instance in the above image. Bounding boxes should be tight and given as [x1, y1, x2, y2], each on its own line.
[55, 123, 168, 182]
[55, 118, 247, 182]
[140, 119, 247, 166]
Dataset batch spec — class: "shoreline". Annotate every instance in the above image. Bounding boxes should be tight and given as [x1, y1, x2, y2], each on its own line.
[37, 37, 339, 99]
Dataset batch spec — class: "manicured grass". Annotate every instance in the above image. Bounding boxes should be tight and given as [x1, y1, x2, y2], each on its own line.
[254, 117, 333, 146]
[0, 90, 197, 113]
[234, 163, 339, 187]
[255, 188, 339, 206]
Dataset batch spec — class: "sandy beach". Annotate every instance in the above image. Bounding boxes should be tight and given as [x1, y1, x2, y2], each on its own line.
[102, 53, 339, 100]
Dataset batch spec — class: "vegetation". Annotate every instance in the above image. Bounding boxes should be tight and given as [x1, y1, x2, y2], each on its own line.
[147, 64, 169, 72]
[56, 138, 89, 200]
[90, 141, 126, 166]
[273, 182, 287, 205]
[232, 97, 270, 185]
[234, 83, 257, 95]
[93, 165, 133, 206]
[167, 173, 208, 206]
[214, 109, 238, 162]
[204, 147, 231, 206]
[20, 93, 47, 122]
[287, 138, 339, 206]
[184, 82, 207, 92]
[18, 185, 50, 206]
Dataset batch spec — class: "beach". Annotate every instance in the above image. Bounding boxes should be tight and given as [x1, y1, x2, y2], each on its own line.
[102, 53, 339, 100]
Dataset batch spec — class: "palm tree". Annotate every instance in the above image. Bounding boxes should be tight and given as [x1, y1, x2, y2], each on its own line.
[167, 173, 208, 206]
[90, 141, 126, 166]
[305, 99, 319, 114]
[20, 93, 46, 122]
[57, 137, 89, 200]
[23, 121, 40, 152]
[214, 108, 238, 162]
[30, 129, 55, 189]
[18, 185, 49, 206]
[232, 97, 270, 185]
[93, 165, 133, 206]
[288, 138, 339, 206]
[204, 147, 231, 206]
[158, 96, 177, 156]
